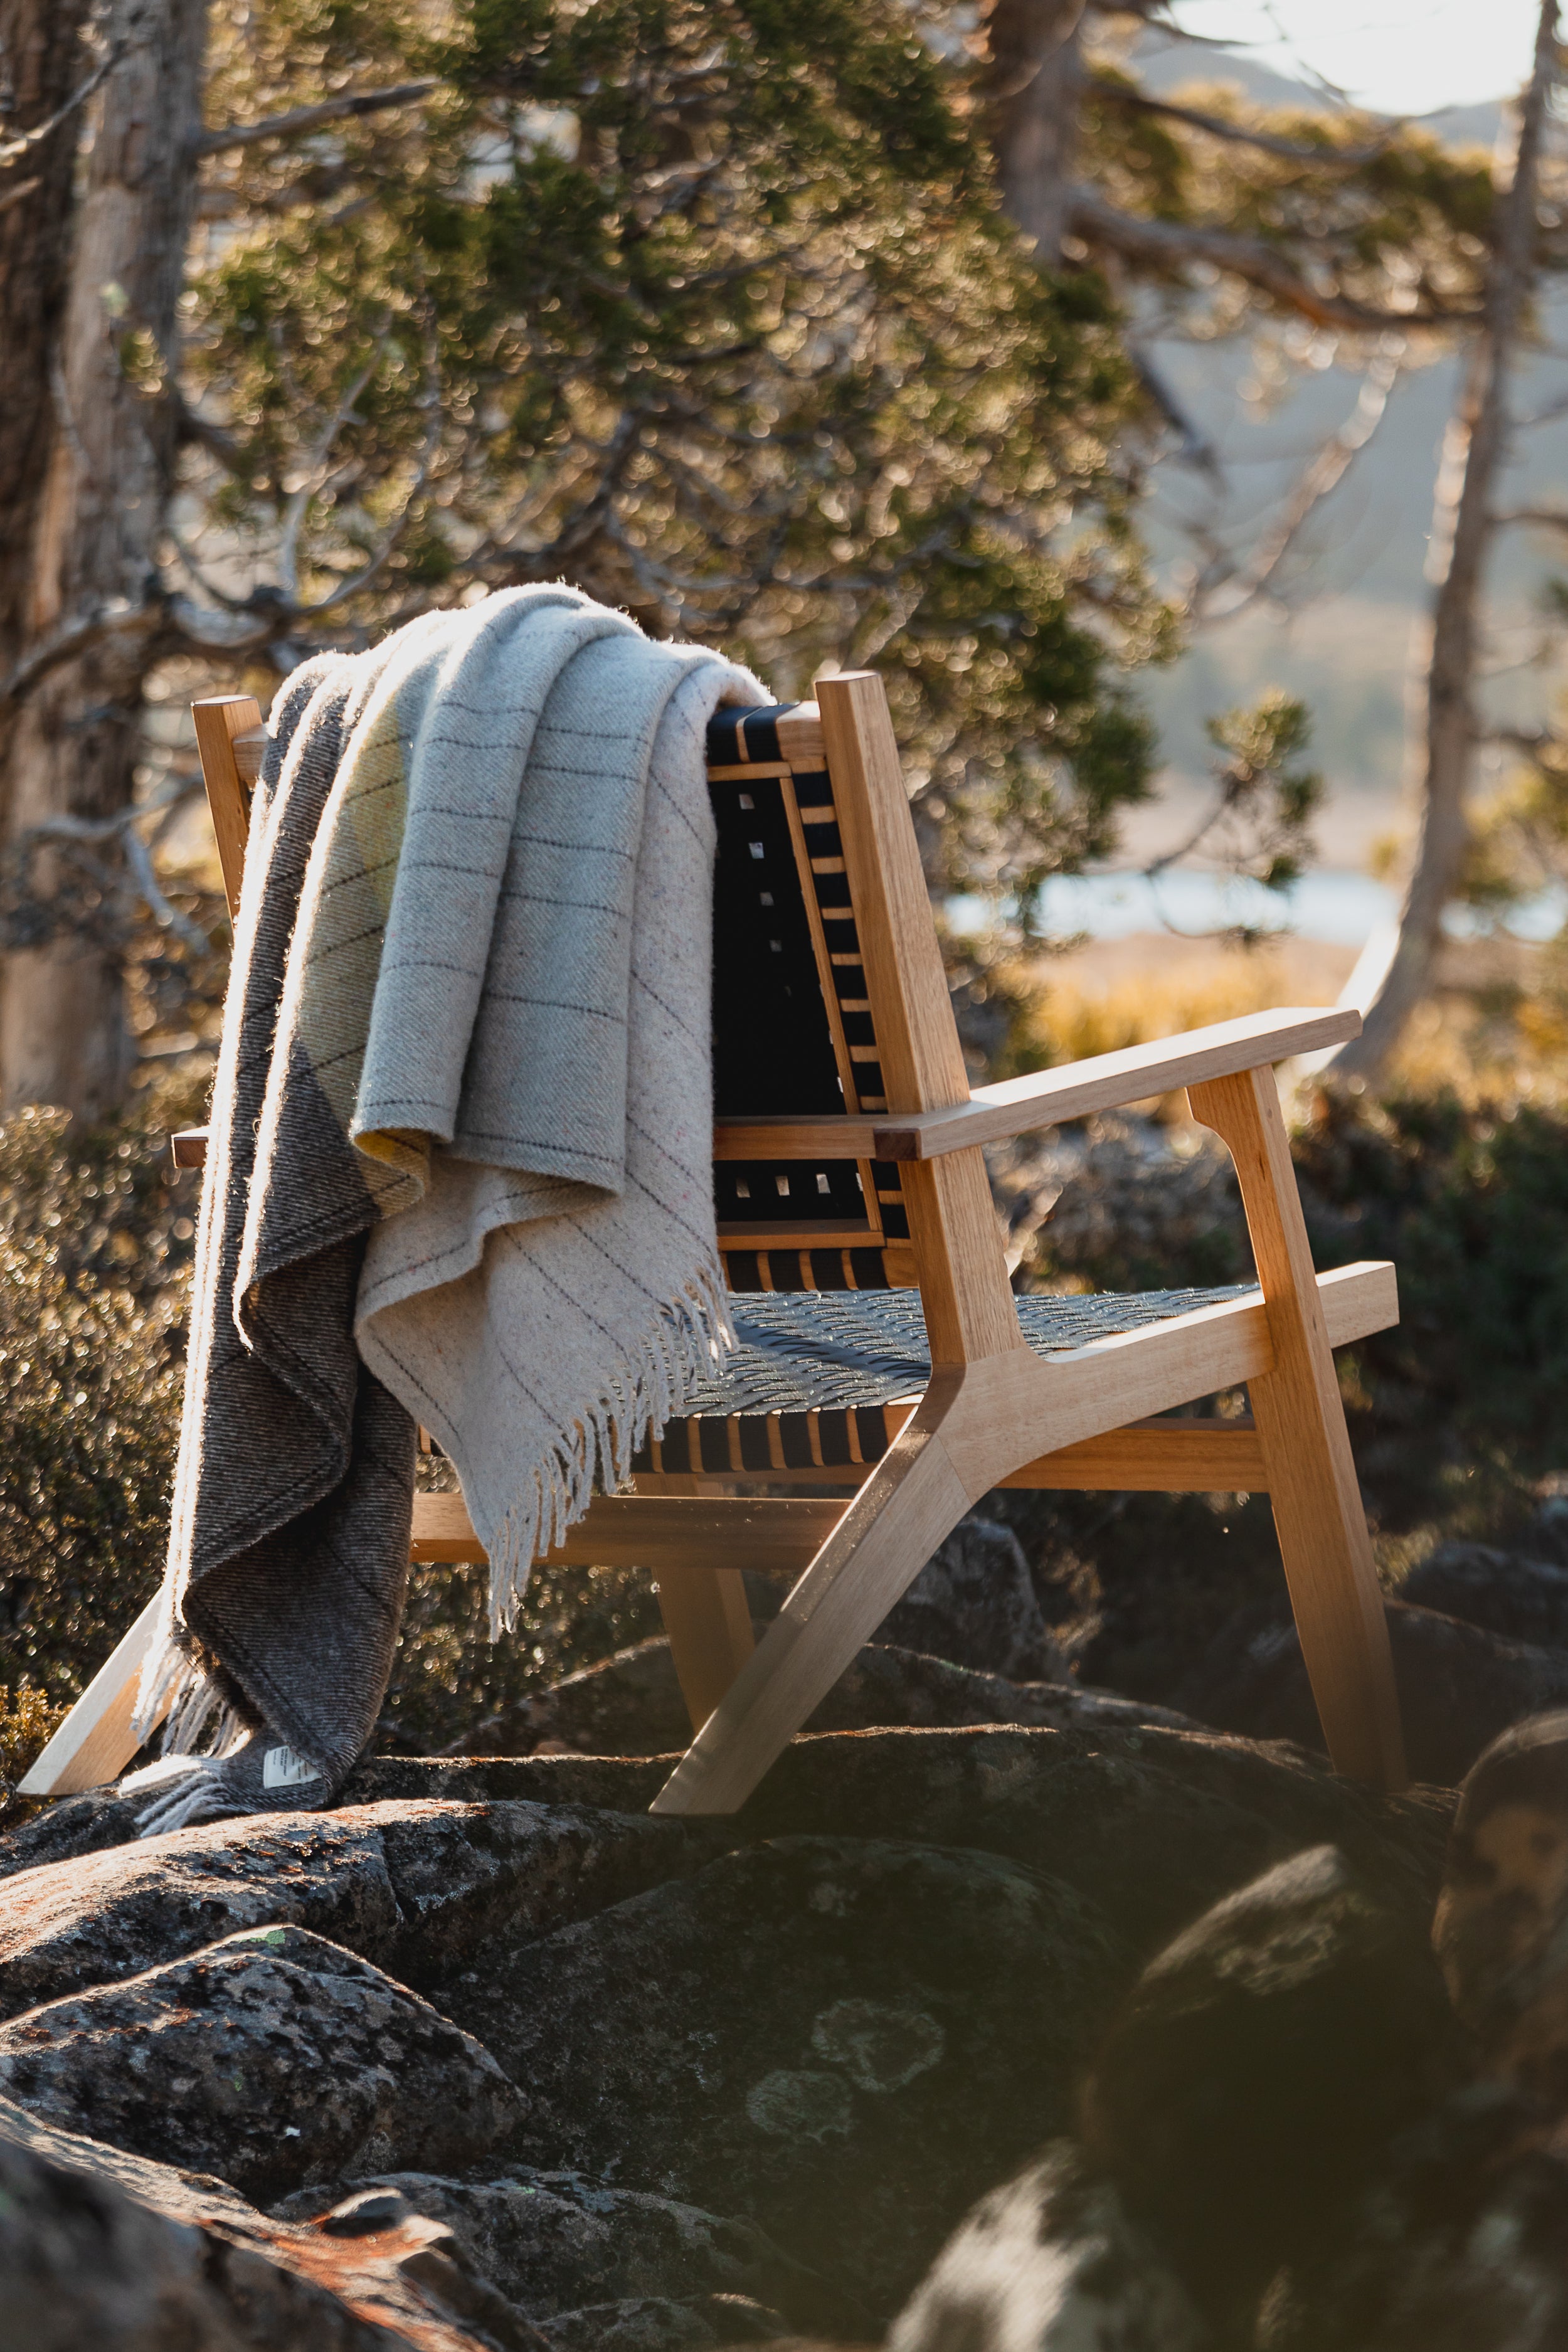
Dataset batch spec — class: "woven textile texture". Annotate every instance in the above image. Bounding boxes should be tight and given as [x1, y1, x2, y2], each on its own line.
[679, 1285, 1260, 1416]
[135, 588, 758, 1828]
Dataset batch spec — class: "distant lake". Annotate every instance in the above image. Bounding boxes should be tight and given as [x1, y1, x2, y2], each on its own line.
[946, 870, 1568, 948]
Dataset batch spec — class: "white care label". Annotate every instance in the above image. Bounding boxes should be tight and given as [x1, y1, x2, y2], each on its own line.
[263, 1744, 322, 1790]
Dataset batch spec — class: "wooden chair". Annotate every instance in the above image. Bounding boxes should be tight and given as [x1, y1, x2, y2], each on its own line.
[21, 671, 1407, 1809]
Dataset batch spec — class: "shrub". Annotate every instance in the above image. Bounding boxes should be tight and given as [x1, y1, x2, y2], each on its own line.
[378, 1559, 663, 1755]
[0, 1105, 193, 1706]
[0, 1682, 71, 1821]
[1295, 1088, 1568, 1520]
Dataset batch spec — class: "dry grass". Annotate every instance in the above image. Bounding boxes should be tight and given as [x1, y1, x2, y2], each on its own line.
[1014, 944, 1336, 1073]
[1010, 932, 1568, 1113]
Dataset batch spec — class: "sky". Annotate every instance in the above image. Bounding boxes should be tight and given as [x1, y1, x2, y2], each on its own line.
[1167, 0, 1545, 119]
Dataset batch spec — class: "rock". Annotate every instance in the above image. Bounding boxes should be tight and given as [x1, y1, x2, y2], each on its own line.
[0, 1784, 153, 1883]
[0, 1797, 726, 2018]
[346, 1725, 1454, 1962]
[873, 1519, 1069, 1681]
[453, 1637, 695, 1757]
[0, 2092, 509, 2349]
[805, 1646, 1199, 1742]
[887, 2142, 1210, 2352]
[1170, 1596, 1568, 1786]
[1079, 1845, 1456, 2331]
[1271, 2087, 1568, 2352]
[1402, 1543, 1568, 1651]
[0, 1720, 1463, 2334]
[0, 1924, 524, 2205]
[524, 2292, 790, 2348]
[469, 1834, 1128, 2316]
[0, 1805, 401, 2018]
[3, 1727, 1448, 1982]
[1434, 1709, 1568, 2103]
[274, 2163, 862, 2338]
[450, 1637, 1200, 1760]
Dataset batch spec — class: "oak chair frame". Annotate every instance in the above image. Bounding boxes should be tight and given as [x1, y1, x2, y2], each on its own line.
[23, 671, 1407, 1808]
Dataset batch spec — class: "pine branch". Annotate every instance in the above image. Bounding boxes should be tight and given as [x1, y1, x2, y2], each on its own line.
[1090, 80, 1399, 168]
[193, 79, 437, 159]
[1066, 189, 1476, 331]
[172, 396, 252, 477]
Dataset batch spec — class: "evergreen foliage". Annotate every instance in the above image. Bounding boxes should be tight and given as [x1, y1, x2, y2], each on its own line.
[181, 0, 1172, 908]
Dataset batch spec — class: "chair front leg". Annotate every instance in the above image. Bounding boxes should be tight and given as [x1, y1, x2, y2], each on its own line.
[650, 1379, 974, 1814]
[1188, 1067, 1407, 1791]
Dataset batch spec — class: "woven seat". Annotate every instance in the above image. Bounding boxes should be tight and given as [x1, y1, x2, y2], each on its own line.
[642, 1284, 1256, 1476]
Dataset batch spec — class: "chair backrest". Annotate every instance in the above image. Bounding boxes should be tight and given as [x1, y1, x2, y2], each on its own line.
[195, 668, 960, 1306]
[705, 700, 919, 1295]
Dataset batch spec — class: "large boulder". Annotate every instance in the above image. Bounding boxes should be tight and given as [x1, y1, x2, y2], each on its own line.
[0, 1924, 524, 2205]
[276, 2166, 862, 2341]
[0, 1805, 401, 2015]
[0, 1723, 1461, 2337]
[1401, 1542, 1568, 1653]
[1, 1729, 1449, 1980]
[0, 1798, 726, 2017]
[1079, 1845, 1456, 2331]
[469, 1833, 1127, 2316]
[0, 2094, 513, 2349]
[872, 1518, 1069, 1681]
[346, 1726, 1454, 1961]
[451, 1638, 1199, 1760]
[1170, 1597, 1568, 1786]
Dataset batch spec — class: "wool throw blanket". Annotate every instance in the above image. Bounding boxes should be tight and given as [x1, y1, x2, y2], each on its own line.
[133, 587, 756, 1830]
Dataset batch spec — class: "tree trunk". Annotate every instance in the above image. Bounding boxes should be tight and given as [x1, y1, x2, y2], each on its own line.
[978, 0, 1088, 263]
[1328, 0, 1560, 1083]
[0, 0, 96, 660]
[0, 0, 207, 1120]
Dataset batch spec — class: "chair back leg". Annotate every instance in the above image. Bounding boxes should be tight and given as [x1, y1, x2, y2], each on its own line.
[657, 1566, 757, 1733]
[1189, 1067, 1407, 1790]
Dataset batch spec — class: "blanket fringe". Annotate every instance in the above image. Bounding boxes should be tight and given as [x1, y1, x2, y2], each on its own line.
[131, 1591, 248, 1763]
[122, 1752, 251, 1837]
[486, 1249, 733, 1640]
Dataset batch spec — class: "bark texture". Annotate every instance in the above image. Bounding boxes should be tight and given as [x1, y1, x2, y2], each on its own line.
[1330, 0, 1561, 1082]
[978, 0, 1088, 263]
[0, 0, 96, 664]
[0, 0, 206, 1119]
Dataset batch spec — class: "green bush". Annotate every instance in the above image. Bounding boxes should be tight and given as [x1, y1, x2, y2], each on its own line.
[1295, 1090, 1568, 1515]
[0, 1104, 194, 1707]
[378, 1558, 662, 1754]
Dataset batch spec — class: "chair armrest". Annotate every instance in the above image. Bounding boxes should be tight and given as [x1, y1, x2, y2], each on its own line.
[716, 1008, 1356, 1164]
[873, 1007, 1358, 1160]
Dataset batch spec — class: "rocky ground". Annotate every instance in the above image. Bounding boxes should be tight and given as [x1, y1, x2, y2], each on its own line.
[6, 1522, 1568, 2348]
